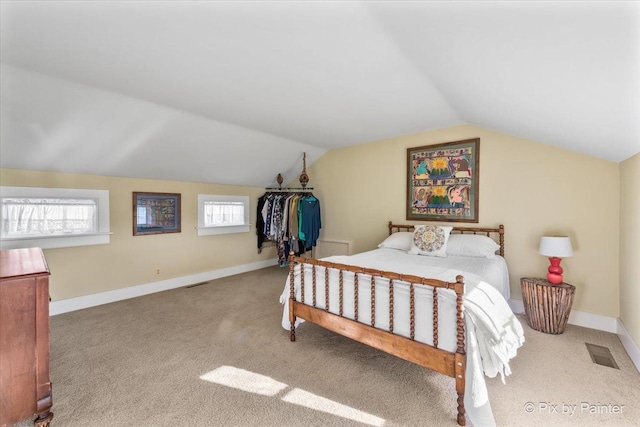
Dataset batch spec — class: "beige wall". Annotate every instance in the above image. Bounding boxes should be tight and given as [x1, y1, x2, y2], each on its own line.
[308, 124, 621, 317]
[0, 168, 276, 301]
[0, 125, 629, 322]
[620, 153, 640, 345]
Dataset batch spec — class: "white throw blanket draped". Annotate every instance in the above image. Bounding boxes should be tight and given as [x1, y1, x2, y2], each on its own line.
[279, 251, 524, 427]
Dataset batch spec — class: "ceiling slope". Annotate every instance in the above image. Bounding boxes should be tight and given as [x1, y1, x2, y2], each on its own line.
[0, 1, 638, 187]
[368, 1, 640, 162]
[0, 65, 326, 187]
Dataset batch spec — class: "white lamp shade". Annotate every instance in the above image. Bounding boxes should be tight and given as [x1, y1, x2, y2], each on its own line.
[539, 236, 573, 257]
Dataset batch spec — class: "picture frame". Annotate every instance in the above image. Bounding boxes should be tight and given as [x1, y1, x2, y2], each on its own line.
[407, 138, 480, 223]
[133, 192, 181, 235]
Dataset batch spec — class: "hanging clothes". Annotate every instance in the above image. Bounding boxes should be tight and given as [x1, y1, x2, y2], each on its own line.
[256, 190, 321, 265]
[256, 194, 268, 252]
[298, 195, 321, 250]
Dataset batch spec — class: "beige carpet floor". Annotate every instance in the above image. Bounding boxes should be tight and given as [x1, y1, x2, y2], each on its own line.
[12, 266, 640, 426]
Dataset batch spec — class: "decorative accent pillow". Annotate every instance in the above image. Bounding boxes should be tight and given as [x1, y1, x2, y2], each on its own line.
[378, 232, 414, 251]
[408, 225, 453, 257]
[446, 234, 500, 259]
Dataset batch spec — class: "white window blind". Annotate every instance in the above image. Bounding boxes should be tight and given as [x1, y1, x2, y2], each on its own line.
[2, 198, 97, 236]
[204, 201, 245, 227]
[198, 195, 250, 236]
[0, 186, 110, 250]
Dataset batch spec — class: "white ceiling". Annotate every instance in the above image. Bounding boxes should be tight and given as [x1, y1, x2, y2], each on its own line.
[1, 1, 638, 187]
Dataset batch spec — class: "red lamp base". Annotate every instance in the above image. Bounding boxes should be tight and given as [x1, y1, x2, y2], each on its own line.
[547, 257, 564, 284]
[547, 273, 563, 284]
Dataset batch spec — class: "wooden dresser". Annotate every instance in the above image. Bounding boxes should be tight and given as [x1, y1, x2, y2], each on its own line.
[0, 248, 53, 427]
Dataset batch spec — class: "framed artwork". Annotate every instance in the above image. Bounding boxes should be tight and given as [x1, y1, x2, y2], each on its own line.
[407, 138, 480, 223]
[133, 192, 181, 235]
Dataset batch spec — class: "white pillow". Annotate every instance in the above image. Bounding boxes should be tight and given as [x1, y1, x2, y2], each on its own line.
[408, 225, 453, 257]
[446, 234, 500, 259]
[378, 232, 414, 251]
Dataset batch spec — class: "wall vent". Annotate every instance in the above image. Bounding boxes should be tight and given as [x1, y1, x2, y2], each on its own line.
[315, 239, 352, 259]
[585, 343, 619, 369]
[185, 281, 210, 289]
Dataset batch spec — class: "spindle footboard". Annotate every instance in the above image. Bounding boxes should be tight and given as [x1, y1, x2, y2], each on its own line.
[287, 256, 466, 424]
[286, 222, 505, 426]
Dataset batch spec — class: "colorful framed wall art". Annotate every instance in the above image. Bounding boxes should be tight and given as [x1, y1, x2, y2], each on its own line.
[407, 138, 480, 223]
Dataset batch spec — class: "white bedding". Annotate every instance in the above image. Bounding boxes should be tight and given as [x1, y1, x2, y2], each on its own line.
[339, 247, 511, 299]
[279, 248, 524, 427]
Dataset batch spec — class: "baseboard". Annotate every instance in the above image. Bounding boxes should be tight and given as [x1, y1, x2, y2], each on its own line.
[617, 319, 640, 373]
[508, 299, 617, 333]
[508, 299, 524, 316]
[50, 258, 278, 316]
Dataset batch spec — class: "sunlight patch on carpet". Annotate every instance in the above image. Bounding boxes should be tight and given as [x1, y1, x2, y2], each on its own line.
[200, 366, 385, 426]
[200, 366, 288, 396]
[282, 388, 385, 426]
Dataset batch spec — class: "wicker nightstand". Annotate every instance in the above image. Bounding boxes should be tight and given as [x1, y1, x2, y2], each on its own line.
[520, 277, 575, 334]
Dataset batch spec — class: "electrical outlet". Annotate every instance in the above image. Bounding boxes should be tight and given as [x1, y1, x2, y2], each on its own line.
[156, 269, 160, 275]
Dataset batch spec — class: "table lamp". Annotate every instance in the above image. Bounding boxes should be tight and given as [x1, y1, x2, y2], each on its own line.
[539, 236, 573, 284]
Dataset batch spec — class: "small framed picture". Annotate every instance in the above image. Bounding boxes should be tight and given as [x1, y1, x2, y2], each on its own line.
[133, 192, 181, 235]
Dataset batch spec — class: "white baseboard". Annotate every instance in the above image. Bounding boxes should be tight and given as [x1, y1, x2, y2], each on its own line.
[509, 298, 640, 373]
[508, 299, 617, 333]
[617, 319, 640, 373]
[508, 299, 524, 316]
[50, 258, 278, 316]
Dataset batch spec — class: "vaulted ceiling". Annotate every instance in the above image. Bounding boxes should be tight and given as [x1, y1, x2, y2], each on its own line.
[1, 1, 638, 187]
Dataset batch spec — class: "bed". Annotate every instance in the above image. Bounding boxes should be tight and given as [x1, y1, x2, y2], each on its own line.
[280, 222, 524, 427]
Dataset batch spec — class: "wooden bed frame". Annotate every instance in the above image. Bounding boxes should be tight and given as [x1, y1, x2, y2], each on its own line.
[287, 222, 505, 426]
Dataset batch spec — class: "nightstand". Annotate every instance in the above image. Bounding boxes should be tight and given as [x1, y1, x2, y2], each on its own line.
[520, 277, 575, 334]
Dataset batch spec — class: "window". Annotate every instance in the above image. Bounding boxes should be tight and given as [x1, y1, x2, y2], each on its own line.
[198, 194, 250, 236]
[204, 201, 245, 227]
[0, 186, 110, 250]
